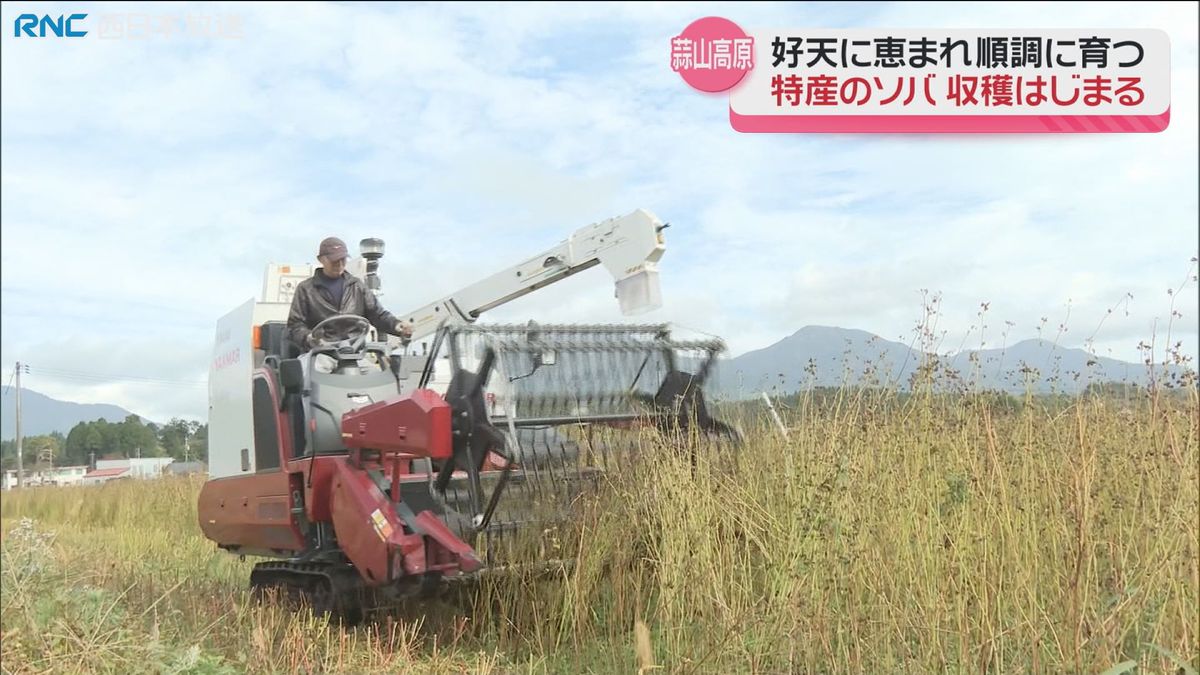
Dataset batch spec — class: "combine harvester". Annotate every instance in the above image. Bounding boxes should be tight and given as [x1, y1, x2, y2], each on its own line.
[198, 209, 735, 620]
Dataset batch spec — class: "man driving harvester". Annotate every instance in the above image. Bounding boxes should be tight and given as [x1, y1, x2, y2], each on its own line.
[287, 236, 414, 353]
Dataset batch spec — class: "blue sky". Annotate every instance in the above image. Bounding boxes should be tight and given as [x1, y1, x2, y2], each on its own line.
[2, 2, 1197, 423]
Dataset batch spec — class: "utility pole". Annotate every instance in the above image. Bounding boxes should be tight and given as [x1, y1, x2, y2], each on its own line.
[15, 361, 23, 488]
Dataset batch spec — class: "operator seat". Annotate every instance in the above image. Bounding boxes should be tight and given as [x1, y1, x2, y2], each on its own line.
[257, 322, 308, 457]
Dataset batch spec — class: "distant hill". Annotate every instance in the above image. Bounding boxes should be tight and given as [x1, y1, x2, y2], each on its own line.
[716, 326, 917, 394]
[711, 326, 1189, 398]
[941, 338, 1158, 393]
[1, 388, 148, 438]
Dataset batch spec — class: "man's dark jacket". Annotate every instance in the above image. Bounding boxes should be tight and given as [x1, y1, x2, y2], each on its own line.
[287, 271, 400, 348]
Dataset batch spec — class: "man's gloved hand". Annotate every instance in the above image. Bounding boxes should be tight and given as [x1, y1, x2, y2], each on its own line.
[304, 332, 317, 349]
[394, 320, 414, 340]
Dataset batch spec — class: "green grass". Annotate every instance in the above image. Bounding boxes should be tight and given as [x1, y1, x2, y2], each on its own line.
[2, 388, 1197, 674]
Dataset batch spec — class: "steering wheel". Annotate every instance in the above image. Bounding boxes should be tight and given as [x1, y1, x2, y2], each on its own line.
[309, 314, 371, 352]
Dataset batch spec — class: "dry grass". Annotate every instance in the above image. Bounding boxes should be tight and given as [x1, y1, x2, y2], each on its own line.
[2, 386, 1197, 674]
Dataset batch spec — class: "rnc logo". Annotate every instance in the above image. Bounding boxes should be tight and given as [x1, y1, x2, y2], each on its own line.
[13, 13, 88, 38]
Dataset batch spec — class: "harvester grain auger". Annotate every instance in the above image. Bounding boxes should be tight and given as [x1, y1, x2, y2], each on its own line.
[198, 210, 738, 622]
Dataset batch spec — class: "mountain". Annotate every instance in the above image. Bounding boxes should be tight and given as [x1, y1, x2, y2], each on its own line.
[941, 338, 1160, 393]
[715, 326, 918, 395]
[1, 388, 147, 438]
[710, 327, 1188, 398]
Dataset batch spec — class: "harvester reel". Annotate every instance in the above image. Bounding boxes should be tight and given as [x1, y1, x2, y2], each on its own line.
[429, 343, 518, 541]
[423, 323, 737, 557]
[652, 370, 742, 442]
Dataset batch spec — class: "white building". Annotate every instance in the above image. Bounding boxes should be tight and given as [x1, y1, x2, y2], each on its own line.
[2, 465, 89, 489]
[95, 457, 175, 479]
[5, 458, 177, 489]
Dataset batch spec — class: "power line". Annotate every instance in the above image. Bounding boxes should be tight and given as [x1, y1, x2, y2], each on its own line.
[26, 366, 206, 389]
[35, 369, 206, 386]
[31, 374, 206, 390]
